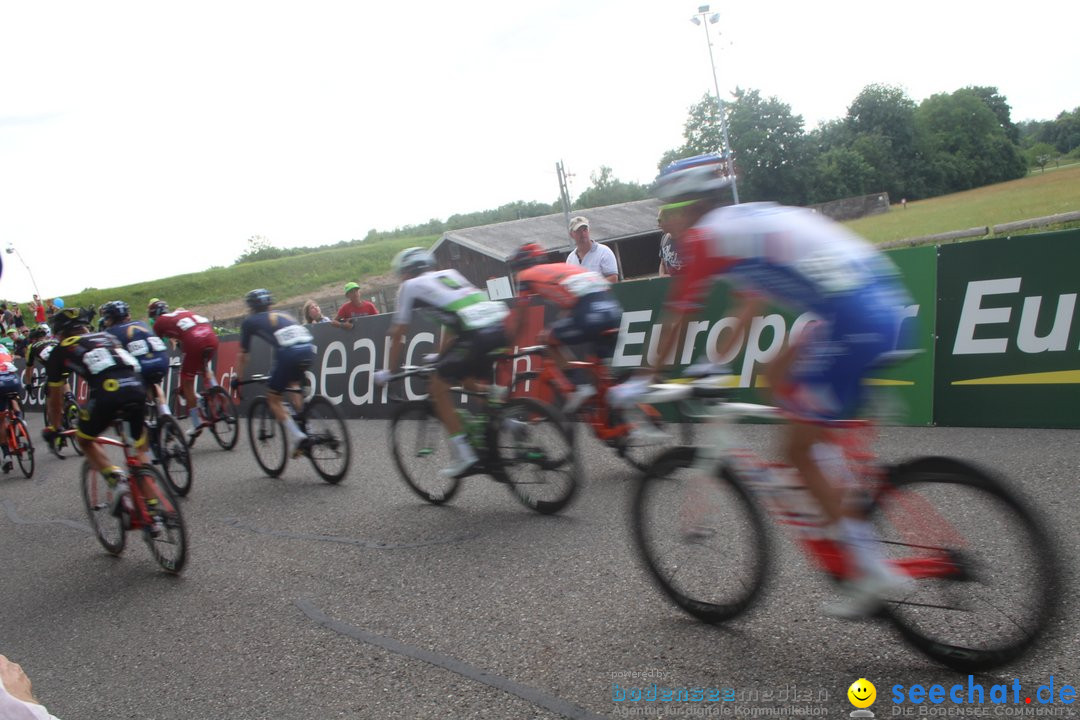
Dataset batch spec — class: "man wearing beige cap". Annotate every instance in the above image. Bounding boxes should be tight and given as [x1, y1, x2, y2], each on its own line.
[566, 216, 619, 282]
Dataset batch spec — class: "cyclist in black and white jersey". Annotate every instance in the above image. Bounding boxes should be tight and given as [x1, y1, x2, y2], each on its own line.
[374, 247, 509, 477]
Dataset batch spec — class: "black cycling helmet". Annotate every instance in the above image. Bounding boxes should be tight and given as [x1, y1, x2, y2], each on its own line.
[27, 324, 50, 342]
[101, 300, 130, 324]
[147, 299, 169, 319]
[245, 288, 273, 312]
[508, 242, 546, 272]
[49, 307, 95, 336]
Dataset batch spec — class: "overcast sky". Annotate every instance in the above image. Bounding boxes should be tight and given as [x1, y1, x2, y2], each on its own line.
[2, 0, 1077, 301]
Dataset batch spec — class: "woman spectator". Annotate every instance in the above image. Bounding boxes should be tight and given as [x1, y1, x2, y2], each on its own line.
[302, 299, 331, 325]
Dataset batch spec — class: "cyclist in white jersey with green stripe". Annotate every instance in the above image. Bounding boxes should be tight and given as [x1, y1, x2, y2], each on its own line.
[375, 247, 509, 477]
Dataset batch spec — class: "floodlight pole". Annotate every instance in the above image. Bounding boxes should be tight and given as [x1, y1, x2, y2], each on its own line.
[4, 243, 41, 299]
[692, 5, 739, 203]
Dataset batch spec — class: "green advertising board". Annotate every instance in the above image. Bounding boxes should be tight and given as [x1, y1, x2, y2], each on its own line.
[609, 244, 937, 425]
[935, 229, 1080, 427]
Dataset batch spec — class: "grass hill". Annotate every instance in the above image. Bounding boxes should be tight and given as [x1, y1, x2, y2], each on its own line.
[53, 165, 1080, 323]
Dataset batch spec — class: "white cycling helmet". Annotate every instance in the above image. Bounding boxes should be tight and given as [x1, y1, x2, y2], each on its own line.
[653, 153, 733, 203]
[391, 247, 436, 278]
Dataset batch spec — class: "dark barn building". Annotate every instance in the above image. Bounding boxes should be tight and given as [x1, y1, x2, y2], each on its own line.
[430, 199, 666, 292]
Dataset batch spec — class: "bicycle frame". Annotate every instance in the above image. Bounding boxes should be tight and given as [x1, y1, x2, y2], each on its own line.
[643, 381, 965, 584]
[507, 345, 641, 444]
[62, 426, 162, 533]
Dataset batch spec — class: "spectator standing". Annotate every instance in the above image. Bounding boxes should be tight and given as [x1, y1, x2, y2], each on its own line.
[0, 304, 12, 332]
[31, 297, 45, 325]
[332, 282, 378, 329]
[565, 216, 619, 281]
[302, 299, 331, 325]
[11, 304, 24, 330]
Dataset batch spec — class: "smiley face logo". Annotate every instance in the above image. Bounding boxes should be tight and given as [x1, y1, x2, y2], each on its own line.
[848, 678, 876, 708]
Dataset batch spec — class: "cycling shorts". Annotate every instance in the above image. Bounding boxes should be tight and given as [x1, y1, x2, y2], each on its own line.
[778, 283, 904, 422]
[268, 343, 316, 394]
[180, 331, 219, 380]
[437, 325, 508, 382]
[549, 291, 621, 360]
[77, 375, 147, 446]
[0, 373, 22, 410]
[138, 356, 170, 388]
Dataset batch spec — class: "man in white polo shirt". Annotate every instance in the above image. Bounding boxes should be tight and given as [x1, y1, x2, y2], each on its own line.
[566, 216, 619, 282]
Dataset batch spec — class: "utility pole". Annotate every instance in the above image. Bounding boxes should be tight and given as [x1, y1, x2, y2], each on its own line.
[691, 4, 739, 203]
[556, 160, 573, 233]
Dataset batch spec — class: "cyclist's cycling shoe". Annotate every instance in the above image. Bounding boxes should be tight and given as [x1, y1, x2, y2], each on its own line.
[144, 497, 165, 538]
[291, 436, 313, 459]
[563, 384, 596, 415]
[823, 569, 915, 620]
[441, 447, 478, 479]
[185, 425, 203, 446]
[108, 475, 132, 518]
[625, 424, 671, 446]
[2, 459, 11, 474]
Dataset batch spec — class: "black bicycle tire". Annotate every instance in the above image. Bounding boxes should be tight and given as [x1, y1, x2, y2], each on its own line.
[388, 400, 461, 504]
[874, 456, 1060, 672]
[136, 464, 187, 574]
[13, 419, 34, 479]
[247, 396, 287, 478]
[301, 395, 351, 484]
[206, 386, 239, 450]
[631, 447, 771, 623]
[157, 415, 193, 496]
[80, 461, 126, 556]
[492, 397, 578, 515]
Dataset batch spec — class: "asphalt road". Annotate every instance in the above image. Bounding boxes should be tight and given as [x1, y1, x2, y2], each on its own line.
[1, 412, 1077, 719]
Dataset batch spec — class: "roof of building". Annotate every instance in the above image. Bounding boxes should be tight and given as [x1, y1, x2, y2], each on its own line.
[430, 198, 663, 261]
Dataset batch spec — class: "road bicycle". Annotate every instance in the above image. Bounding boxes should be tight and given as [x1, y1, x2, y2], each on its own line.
[507, 344, 690, 470]
[630, 374, 1060, 672]
[30, 379, 84, 458]
[69, 414, 188, 573]
[387, 364, 578, 514]
[238, 374, 351, 483]
[143, 389, 193, 496]
[1, 400, 34, 478]
[171, 380, 238, 451]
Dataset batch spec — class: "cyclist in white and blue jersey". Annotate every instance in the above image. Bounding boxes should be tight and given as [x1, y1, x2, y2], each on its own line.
[617, 153, 914, 617]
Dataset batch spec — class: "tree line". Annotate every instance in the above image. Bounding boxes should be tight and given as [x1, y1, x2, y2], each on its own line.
[236, 84, 1079, 264]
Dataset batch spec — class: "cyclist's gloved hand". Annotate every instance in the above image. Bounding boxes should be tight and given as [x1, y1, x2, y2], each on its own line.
[41, 425, 58, 444]
[607, 375, 652, 409]
[420, 353, 439, 366]
[373, 370, 392, 386]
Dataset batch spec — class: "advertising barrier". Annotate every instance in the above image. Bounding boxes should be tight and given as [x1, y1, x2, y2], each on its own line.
[935, 229, 1080, 427]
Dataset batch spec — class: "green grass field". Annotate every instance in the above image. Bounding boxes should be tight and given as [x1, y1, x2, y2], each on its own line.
[846, 164, 1080, 243]
[59, 235, 436, 319]
[47, 166, 1080, 315]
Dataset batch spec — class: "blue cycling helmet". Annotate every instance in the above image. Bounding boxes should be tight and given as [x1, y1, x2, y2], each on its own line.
[652, 153, 733, 203]
[245, 288, 273, 312]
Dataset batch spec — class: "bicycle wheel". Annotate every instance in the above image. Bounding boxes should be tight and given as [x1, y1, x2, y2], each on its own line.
[632, 447, 770, 623]
[301, 396, 350, 484]
[156, 415, 193, 496]
[389, 400, 461, 504]
[13, 419, 34, 478]
[80, 461, 126, 556]
[493, 398, 578, 514]
[135, 465, 187, 573]
[870, 456, 1060, 672]
[205, 386, 239, 450]
[612, 403, 694, 471]
[247, 396, 287, 478]
[66, 400, 84, 456]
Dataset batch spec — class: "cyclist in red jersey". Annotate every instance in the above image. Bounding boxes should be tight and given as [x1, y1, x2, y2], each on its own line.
[507, 243, 623, 413]
[148, 299, 220, 442]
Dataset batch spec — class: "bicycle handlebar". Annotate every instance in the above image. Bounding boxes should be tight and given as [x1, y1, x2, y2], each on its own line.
[387, 365, 436, 382]
[235, 375, 271, 386]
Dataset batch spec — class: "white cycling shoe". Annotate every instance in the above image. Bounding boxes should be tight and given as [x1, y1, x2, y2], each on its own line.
[823, 567, 915, 620]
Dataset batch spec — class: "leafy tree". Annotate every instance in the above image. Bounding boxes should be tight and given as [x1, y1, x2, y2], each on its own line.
[809, 147, 876, 204]
[966, 86, 1021, 145]
[914, 88, 1026, 192]
[658, 93, 727, 170]
[1025, 142, 1058, 171]
[844, 84, 919, 200]
[574, 166, 648, 209]
[726, 88, 811, 204]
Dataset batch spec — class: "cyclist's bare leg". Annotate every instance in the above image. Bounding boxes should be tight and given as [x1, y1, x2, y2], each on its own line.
[267, 386, 303, 423]
[431, 374, 464, 436]
[783, 421, 847, 522]
[181, 375, 199, 418]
